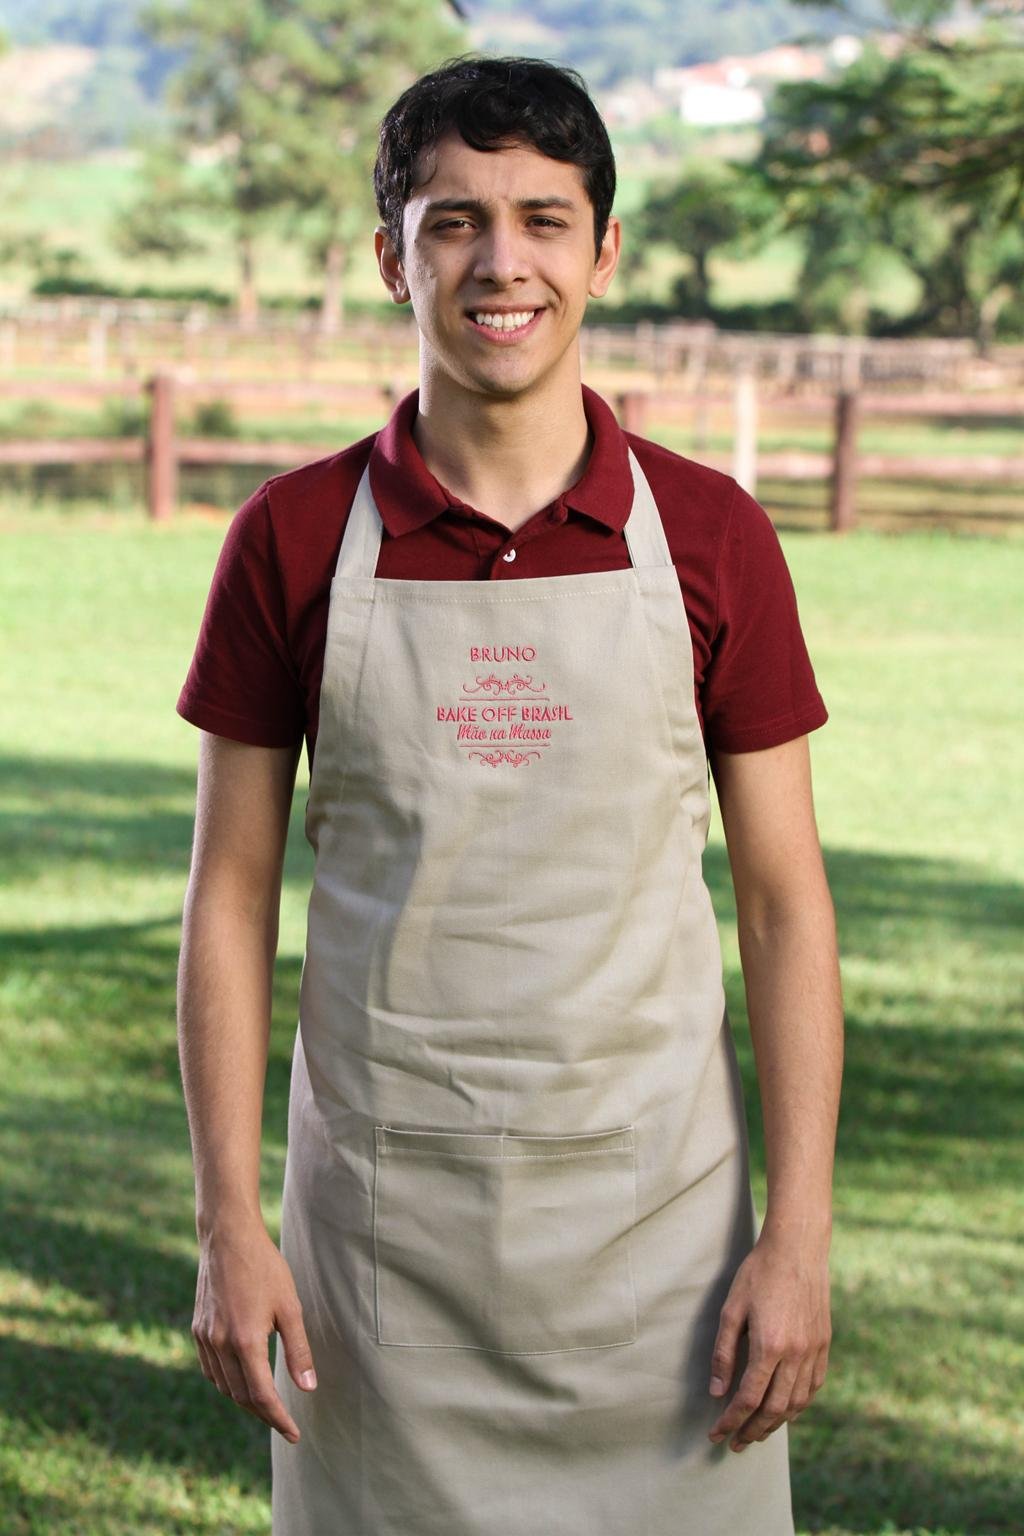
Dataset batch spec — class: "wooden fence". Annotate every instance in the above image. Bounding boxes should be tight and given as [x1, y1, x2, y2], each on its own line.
[4, 302, 1024, 391]
[1, 369, 1022, 530]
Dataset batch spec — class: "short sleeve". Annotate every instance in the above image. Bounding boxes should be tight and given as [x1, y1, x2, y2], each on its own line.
[176, 482, 305, 747]
[702, 482, 828, 753]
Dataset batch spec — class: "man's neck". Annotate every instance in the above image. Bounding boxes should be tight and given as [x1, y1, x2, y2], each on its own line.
[413, 368, 591, 534]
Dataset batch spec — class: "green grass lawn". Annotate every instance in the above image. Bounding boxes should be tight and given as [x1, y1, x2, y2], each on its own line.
[1, 487, 1022, 1534]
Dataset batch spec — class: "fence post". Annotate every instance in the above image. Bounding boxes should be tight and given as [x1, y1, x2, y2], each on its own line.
[88, 318, 108, 378]
[615, 390, 649, 435]
[731, 361, 758, 495]
[636, 321, 656, 375]
[830, 389, 860, 532]
[146, 372, 177, 522]
[685, 327, 711, 455]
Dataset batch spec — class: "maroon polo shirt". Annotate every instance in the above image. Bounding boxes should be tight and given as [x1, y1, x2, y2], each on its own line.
[176, 383, 827, 768]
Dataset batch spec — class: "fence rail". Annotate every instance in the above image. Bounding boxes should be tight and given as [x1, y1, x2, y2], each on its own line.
[2, 371, 1022, 531]
[3, 303, 1024, 392]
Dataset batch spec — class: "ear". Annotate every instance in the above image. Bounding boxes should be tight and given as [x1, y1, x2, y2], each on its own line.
[375, 225, 410, 305]
[588, 214, 622, 301]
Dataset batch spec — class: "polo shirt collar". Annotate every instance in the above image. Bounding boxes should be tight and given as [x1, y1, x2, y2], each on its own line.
[369, 382, 633, 536]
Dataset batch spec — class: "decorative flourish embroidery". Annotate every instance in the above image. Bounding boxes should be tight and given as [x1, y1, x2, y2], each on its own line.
[467, 749, 541, 767]
[462, 672, 547, 696]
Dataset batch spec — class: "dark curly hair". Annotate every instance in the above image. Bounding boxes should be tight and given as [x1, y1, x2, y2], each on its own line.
[373, 54, 616, 266]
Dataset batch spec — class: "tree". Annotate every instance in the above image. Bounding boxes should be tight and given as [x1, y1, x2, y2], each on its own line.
[116, 0, 464, 327]
[251, 2, 465, 333]
[788, 0, 1024, 218]
[110, 138, 208, 266]
[626, 161, 776, 317]
[750, 0, 1024, 341]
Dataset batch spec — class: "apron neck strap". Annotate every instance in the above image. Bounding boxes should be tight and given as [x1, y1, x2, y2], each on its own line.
[622, 448, 672, 569]
[333, 445, 671, 580]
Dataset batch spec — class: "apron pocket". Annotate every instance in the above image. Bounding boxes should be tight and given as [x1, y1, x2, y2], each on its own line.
[372, 1123, 638, 1353]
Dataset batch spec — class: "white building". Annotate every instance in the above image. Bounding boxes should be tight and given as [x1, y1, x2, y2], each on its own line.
[652, 40, 865, 127]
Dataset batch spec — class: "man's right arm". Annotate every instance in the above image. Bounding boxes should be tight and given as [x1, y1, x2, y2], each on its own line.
[178, 729, 316, 1442]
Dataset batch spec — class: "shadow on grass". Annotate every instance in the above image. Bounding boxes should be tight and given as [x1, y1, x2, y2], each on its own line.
[2, 752, 1023, 1531]
[789, 1398, 1024, 1535]
[0, 1329, 269, 1488]
[0, 752, 314, 892]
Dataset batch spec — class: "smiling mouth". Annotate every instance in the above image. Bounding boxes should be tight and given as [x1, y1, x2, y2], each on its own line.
[465, 308, 544, 341]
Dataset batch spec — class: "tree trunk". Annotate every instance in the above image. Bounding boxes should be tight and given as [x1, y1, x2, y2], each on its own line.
[693, 249, 711, 315]
[977, 283, 1011, 358]
[238, 231, 259, 330]
[319, 239, 346, 335]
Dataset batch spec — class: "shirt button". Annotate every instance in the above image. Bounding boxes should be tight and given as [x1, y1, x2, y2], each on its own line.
[502, 548, 517, 562]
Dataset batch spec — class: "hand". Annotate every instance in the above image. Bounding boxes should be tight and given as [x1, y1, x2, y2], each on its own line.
[707, 1226, 831, 1452]
[192, 1215, 317, 1443]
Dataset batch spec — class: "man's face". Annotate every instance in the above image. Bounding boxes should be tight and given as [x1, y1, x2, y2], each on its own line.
[375, 127, 620, 398]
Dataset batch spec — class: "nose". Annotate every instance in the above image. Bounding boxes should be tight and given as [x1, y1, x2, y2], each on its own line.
[471, 217, 532, 289]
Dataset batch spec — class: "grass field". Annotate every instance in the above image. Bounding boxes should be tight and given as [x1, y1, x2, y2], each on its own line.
[1, 482, 1022, 1534]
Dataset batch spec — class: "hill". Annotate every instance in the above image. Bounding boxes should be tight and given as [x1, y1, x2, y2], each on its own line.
[0, 0, 865, 149]
[0, 0, 177, 150]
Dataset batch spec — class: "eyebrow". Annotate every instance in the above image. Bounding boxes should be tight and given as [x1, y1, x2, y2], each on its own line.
[422, 196, 578, 215]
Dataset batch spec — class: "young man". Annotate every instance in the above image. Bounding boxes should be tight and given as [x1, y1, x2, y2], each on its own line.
[177, 53, 843, 1536]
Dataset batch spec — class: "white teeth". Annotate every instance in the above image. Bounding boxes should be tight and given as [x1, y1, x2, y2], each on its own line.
[472, 310, 537, 331]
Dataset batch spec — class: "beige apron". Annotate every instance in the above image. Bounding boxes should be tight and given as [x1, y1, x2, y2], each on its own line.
[271, 444, 795, 1534]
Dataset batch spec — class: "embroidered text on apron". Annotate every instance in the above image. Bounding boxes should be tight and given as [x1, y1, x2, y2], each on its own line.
[271, 445, 795, 1534]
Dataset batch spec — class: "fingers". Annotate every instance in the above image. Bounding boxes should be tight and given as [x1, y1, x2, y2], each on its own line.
[235, 1335, 303, 1443]
[708, 1299, 744, 1399]
[193, 1294, 311, 1444]
[194, 1333, 228, 1395]
[192, 1233, 318, 1443]
[708, 1345, 776, 1451]
[199, 1325, 303, 1442]
[727, 1353, 801, 1449]
[771, 1340, 829, 1435]
[706, 1239, 833, 1453]
[712, 1341, 827, 1451]
[276, 1297, 319, 1394]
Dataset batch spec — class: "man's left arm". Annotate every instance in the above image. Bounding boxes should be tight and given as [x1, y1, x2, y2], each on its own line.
[704, 734, 844, 1453]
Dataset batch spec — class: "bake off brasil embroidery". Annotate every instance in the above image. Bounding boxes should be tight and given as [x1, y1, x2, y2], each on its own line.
[436, 644, 574, 766]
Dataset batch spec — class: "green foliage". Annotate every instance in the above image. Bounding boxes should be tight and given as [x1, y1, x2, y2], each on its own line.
[97, 395, 150, 437]
[117, 0, 466, 322]
[28, 245, 109, 297]
[188, 398, 239, 438]
[610, 0, 1024, 338]
[0, 400, 62, 440]
[756, 28, 1024, 223]
[5, 0, 1023, 338]
[109, 140, 209, 262]
[0, 230, 48, 271]
[29, 269, 232, 305]
[627, 160, 777, 314]
[747, 9, 1024, 340]
[239, 0, 467, 313]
